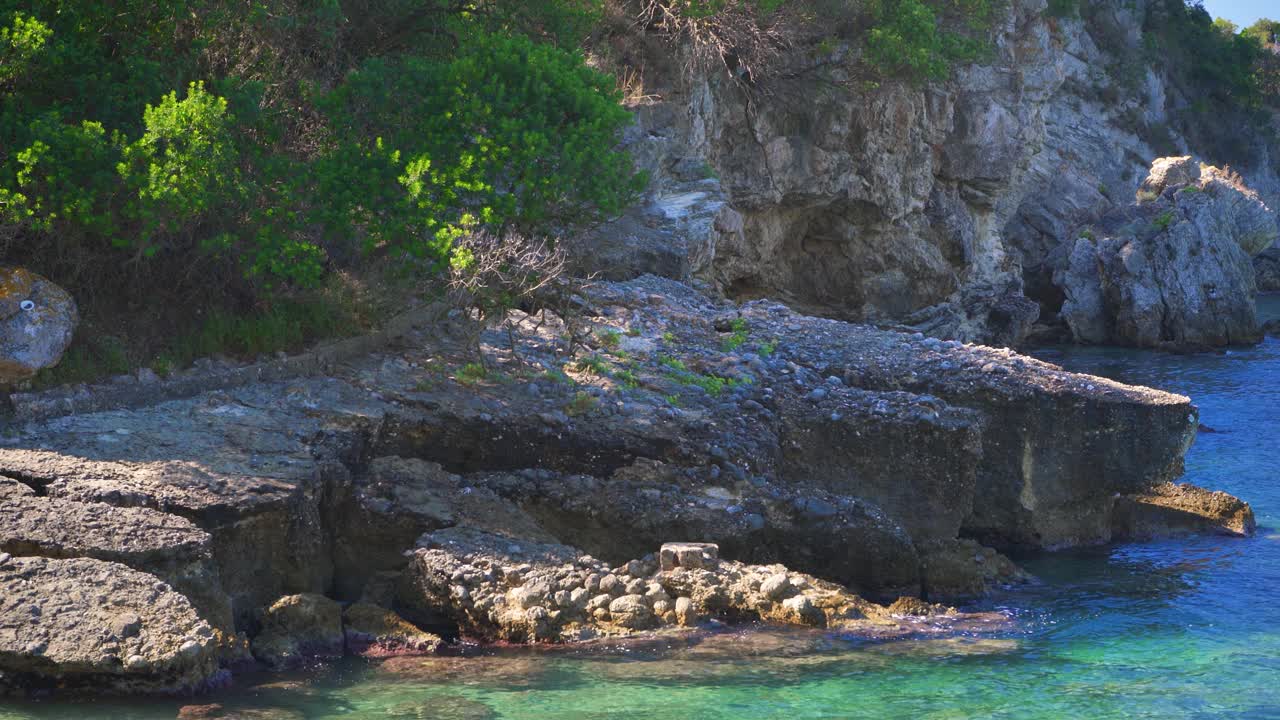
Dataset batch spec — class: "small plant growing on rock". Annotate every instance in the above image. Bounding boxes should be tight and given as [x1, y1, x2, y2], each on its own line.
[565, 391, 598, 416]
[614, 368, 641, 389]
[1079, 228, 1096, 241]
[627, 327, 642, 337]
[597, 329, 622, 350]
[659, 355, 688, 372]
[1153, 210, 1177, 231]
[456, 362, 488, 385]
[721, 318, 751, 351]
[662, 331, 677, 343]
[575, 355, 609, 376]
[543, 368, 575, 385]
[1137, 189, 1159, 203]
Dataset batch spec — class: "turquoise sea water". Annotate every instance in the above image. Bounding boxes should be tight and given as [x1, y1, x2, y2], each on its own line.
[4, 301, 1280, 719]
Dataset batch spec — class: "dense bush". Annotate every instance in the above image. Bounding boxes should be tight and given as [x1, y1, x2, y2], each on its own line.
[0, 0, 637, 297]
[318, 32, 643, 265]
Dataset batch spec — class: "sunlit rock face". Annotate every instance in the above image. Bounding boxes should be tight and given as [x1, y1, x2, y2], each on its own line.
[574, 0, 1280, 347]
[1054, 159, 1278, 349]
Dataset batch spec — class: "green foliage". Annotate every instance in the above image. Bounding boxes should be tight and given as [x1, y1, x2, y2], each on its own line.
[456, 362, 489, 385]
[721, 317, 750, 351]
[758, 339, 777, 357]
[1, 0, 638, 314]
[566, 390, 599, 415]
[1153, 210, 1176, 231]
[319, 31, 642, 264]
[1046, 0, 1080, 19]
[575, 354, 610, 375]
[1242, 18, 1280, 46]
[0, 12, 52, 86]
[597, 328, 623, 349]
[864, 0, 998, 80]
[658, 355, 688, 372]
[614, 367, 640, 388]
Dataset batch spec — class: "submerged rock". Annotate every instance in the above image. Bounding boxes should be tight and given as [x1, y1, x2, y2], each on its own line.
[250, 594, 343, 669]
[342, 603, 443, 657]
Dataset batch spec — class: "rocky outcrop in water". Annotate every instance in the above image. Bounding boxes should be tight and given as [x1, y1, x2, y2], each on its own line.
[1052, 158, 1278, 348]
[0, 275, 1251, 694]
[399, 531, 989, 643]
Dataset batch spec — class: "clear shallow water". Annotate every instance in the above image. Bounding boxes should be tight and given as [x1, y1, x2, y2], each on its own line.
[5, 305, 1280, 719]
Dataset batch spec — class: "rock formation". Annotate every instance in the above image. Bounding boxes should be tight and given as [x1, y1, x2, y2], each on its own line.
[399, 532, 992, 643]
[1053, 158, 1278, 348]
[0, 267, 78, 384]
[572, 1, 1280, 348]
[0, 275, 1253, 694]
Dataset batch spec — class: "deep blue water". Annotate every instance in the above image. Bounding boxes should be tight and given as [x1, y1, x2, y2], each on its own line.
[3, 300, 1279, 719]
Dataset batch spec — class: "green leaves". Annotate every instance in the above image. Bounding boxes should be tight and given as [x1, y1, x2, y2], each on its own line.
[0, 12, 52, 86]
[319, 31, 643, 265]
[119, 82, 240, 248]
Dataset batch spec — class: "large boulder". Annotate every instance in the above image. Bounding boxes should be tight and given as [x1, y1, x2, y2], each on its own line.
[1053, 159, 1278, 349]
[0, 556, 221, 695]
[250, 593, 343, 669]
[0, 267, 78, 384]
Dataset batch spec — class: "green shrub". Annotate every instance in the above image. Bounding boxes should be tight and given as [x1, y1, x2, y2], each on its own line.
[319, 32, 643, 265]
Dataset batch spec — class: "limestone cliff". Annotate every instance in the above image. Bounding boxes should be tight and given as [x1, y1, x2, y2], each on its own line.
[580, 0, 1280, 346]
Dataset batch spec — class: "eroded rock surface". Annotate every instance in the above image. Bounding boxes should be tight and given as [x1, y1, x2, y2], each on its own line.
[0, 556, 220, 695]
[1054, 159, 1278, 349]
[399, 531, 983, 644]
[0, 275, 1250, 694]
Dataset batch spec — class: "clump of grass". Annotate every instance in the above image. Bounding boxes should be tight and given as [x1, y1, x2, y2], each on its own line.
[661, 331, 676, 343]
[758, 339, 777, 358]
[34, 334, 131, 387]
[614, 368, 640, 389]
[1153, 210, 1177, 231]
[1136, 189, 1159, 203]
[543, 367, 575, 385]
[597, 329, 622, 350]
[456, 362, 488, 385]
[721, 317, 750, 352]
[1079, 228, 1096, 241]
[566, 391, 598, 416]
[658, 355, 687, 372]
[626, 327, 642, 337]
[575, 355, 609, 375]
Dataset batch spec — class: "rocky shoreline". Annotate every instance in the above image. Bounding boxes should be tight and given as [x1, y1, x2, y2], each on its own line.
[0, 274, 1255, 696]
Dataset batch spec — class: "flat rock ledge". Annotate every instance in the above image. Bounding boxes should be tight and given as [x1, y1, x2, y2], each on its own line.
[0, 276, 1253, 695]
[0, 556, 221, 695]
